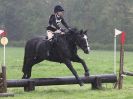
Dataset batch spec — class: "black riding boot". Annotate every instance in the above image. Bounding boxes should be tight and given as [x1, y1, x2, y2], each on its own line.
[46, 40, 52, 56]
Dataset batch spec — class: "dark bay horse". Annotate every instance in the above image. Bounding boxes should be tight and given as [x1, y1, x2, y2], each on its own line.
[22, 28, 90, 86]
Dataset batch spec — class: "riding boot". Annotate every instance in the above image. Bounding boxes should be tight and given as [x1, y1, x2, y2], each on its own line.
[46, 40, 52, 56]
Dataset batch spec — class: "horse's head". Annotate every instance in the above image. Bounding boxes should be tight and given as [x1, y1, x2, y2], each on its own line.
[68, 28, 90, 54]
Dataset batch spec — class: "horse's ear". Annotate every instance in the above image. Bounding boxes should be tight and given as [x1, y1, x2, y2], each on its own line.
[79, 29, 83, 35]
[83, 30, 88, 35]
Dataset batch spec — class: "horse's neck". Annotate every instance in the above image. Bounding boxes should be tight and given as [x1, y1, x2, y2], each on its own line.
[57, 34, 76, 49]
[65, 34, 75, 44]
[66, 34, 77, 53]
[53, 34, 77, 55]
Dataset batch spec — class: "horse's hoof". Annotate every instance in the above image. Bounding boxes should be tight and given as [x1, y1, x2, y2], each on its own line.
[22, 75, 30, 79]
[79, 80, 84, 86]
[84, 72, 90, 77]
[22, 77, 25, 79]
[79, 82, 84, 86]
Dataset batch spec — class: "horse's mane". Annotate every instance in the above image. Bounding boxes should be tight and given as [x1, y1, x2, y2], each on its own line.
[52, 28, 79, 51]
[53, 28, 79, 39]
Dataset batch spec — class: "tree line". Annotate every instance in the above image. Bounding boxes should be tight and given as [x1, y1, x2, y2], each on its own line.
[0, 0, 133, 50]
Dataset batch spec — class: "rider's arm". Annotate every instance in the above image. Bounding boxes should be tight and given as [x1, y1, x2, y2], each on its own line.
[49, 15, 60, 29]
[61, 17, 69, 29]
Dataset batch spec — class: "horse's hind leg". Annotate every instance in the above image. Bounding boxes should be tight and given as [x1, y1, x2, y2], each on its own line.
[22, 65, 32, 79]
[22, 57, 44, 79]
[22, 58, 34, 79]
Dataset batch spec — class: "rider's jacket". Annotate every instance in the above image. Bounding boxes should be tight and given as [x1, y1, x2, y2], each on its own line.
[47, 14, 69, 32]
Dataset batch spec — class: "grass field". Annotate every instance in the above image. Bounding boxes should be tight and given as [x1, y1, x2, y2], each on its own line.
[0, 47, 133, 99]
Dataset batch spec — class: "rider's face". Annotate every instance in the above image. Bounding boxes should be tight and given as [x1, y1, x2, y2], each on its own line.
[57, 11, 64, 17]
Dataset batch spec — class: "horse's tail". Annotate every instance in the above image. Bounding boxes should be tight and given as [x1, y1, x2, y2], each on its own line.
[22, 40, 33, 73]
[22, 36, 47, 73]
[22, 38, 38, 73]
[22, 43, 28, 73]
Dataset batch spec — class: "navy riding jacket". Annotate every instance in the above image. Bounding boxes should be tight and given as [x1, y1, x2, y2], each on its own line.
[47, 14, 69, 32]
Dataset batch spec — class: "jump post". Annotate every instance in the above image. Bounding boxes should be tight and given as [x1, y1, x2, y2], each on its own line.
[114, 31, 133, 89]
[116, 41, 133, 89]
[0, 66, 14, 97]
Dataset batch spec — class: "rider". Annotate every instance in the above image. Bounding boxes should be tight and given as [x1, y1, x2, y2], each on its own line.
[46, 5, 70, 40]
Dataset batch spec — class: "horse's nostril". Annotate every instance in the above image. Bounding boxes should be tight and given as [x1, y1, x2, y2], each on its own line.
[84, 48, 89, 54]
[84, 50, 89, 54]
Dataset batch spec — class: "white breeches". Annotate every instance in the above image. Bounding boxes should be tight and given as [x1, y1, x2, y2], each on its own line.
[47, 30, 64, 40]
[47, 30, 54, 40]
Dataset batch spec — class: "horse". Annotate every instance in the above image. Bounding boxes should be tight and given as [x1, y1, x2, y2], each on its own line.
[22, 28, 90, 86]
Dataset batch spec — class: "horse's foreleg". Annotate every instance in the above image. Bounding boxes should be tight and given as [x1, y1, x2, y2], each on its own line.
[79, 59, 90, 76]
[72, 55, 90, 76]
[64, 60, 84, 86]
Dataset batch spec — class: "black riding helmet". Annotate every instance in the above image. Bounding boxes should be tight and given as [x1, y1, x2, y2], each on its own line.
[54, 5, 64, 13]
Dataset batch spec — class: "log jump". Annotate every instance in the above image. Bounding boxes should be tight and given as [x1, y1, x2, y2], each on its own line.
[7, 74, 117, 91]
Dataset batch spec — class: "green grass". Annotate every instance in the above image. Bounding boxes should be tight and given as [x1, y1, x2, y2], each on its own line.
[0, 47, 133, 99]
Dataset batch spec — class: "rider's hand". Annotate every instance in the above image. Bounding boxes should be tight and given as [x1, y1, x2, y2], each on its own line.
[68, 28, 71, 30]
[60, 28, 65, 32]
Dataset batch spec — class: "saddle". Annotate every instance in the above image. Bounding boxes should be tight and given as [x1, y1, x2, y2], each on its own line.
[35, 33, 63, 57]
[47, 33, 61, 42]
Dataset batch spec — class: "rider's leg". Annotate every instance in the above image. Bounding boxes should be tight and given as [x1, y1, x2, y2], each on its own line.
[46, 31, 53, 56]
[47, 30, 54, 40]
